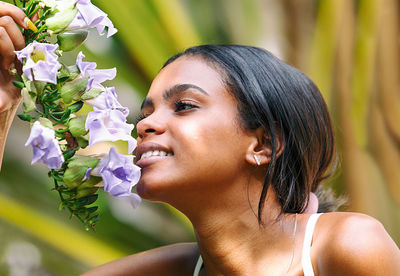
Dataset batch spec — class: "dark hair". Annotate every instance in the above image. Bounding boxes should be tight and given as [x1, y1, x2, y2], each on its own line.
[163, 45, 336, 223]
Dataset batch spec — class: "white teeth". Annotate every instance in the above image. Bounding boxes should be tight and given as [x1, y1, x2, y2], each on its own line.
[141, 150, 171, 159]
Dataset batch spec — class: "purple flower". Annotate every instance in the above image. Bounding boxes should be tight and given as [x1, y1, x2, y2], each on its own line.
[25, 121, 64, 169]
[92, 147, 141, 208]
[68, 0, 118, 37]
[15, 41, 61, 84]
[76, 52, 116, 91]
[85, 87, 129, 116]
[85, 109, 136, 153]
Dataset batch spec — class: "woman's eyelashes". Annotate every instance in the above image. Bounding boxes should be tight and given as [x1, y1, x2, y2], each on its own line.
[174, 100, 198, 112]
[135, 100, 199, 123]
[135, 113, 147, 124]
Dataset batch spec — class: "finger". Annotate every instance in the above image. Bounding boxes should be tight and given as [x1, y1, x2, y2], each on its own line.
[0, 1, 29, 29]
[0, 16, 25, 50]
[0, 26, 16, 70]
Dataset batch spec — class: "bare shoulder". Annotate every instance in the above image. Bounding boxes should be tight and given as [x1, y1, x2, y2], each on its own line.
[314, 212, 400, 276]
[82, 242, 199, 276]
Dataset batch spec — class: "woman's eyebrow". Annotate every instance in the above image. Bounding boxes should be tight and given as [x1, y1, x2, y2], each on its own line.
[140, 84, 208, 110]
[163, 83, 209, 101]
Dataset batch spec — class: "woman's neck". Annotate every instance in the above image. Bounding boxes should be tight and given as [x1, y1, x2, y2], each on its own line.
[185, 180, 300, 275]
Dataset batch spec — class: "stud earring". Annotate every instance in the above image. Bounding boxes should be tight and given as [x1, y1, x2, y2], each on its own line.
[253, 155, 261, 166]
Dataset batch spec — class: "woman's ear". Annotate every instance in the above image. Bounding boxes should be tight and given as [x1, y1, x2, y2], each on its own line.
[245, 126, 284, 166]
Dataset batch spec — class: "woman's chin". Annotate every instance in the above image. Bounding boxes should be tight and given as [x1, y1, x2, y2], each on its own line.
[136, 176, 167, 201]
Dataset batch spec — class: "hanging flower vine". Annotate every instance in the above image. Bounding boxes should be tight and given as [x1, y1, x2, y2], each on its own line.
[12, 0, 141, 231]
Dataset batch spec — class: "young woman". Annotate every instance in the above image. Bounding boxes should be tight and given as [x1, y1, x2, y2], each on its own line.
[1, 3, 399, 275]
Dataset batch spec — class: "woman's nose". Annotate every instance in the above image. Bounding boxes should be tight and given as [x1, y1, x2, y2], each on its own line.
[136, 113, 166, 139]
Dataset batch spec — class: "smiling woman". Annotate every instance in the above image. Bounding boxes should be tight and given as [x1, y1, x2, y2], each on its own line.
[0, 5, 399, 274]
[83, 45, 400, 275]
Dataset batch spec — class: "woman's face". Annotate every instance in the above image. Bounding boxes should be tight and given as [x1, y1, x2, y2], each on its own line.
[135, 56, 254, 204]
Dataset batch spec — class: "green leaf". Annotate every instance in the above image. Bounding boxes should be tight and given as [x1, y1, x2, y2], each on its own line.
[17, 114, 33, 122]
[67, 65, 80, 80]
[88, 214, 100, 224]
[81, 88, 104, 100]
[76, 136, 88, 149]
[86, 206, 98, 214]
[63, 149, 76, 160]
[60, 109, 72, 122]
[75, 194, 98, 207]
[67, 101, 84, 113]
[12, 81, 25, 89]
[76, 187, 99, 199]
[57, 63, 72, 80]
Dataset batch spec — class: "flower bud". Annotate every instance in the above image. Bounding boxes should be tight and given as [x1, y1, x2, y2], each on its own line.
[45, 8, 78, 33]
[63, 166, 88, 189]
[68, 116, 88, 137]
[76, 176, 102, 199]
[57, 30, 88, 52]
[38, 117, 53, 129]
[21, 87, 37, 113]
[60, 76, 89, 104]
[68, 155, 100, 169]
[22, 75, 46, 95]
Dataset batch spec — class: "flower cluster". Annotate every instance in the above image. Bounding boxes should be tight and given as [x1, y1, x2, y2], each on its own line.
[13, 0, 140, 230]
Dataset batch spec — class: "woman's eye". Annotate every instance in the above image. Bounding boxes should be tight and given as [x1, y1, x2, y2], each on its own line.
[174, 101, 197, 112]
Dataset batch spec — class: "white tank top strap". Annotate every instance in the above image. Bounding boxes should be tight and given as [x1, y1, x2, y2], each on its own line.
[301, 213, 324, 276]
[193, 255, 203, 276]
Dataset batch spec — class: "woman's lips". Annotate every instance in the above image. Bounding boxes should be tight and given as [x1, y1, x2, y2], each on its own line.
[136, 142, 173, 167]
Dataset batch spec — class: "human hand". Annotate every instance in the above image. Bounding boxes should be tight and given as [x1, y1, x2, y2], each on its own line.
[0, 1, 32, 112]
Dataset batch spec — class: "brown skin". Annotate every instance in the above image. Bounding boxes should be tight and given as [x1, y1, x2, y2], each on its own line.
[85, 57, 400, 275]
[0, 2, 27, 170]
[0, 4, 399, 275]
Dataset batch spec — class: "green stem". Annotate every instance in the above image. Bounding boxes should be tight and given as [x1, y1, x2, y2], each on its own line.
[49, 114, 61, 122]
[51, 111, 66, 115]
[27, 5, 40, 18]
[52, 176, 86, 225]
[35, 33, 49, 42]
[35, 109, 44, 116]
[38, 9, 52, 21]
[55, 128, 69, 133]
[36, 24, 47, 34]
[26, 1, 35, 14]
